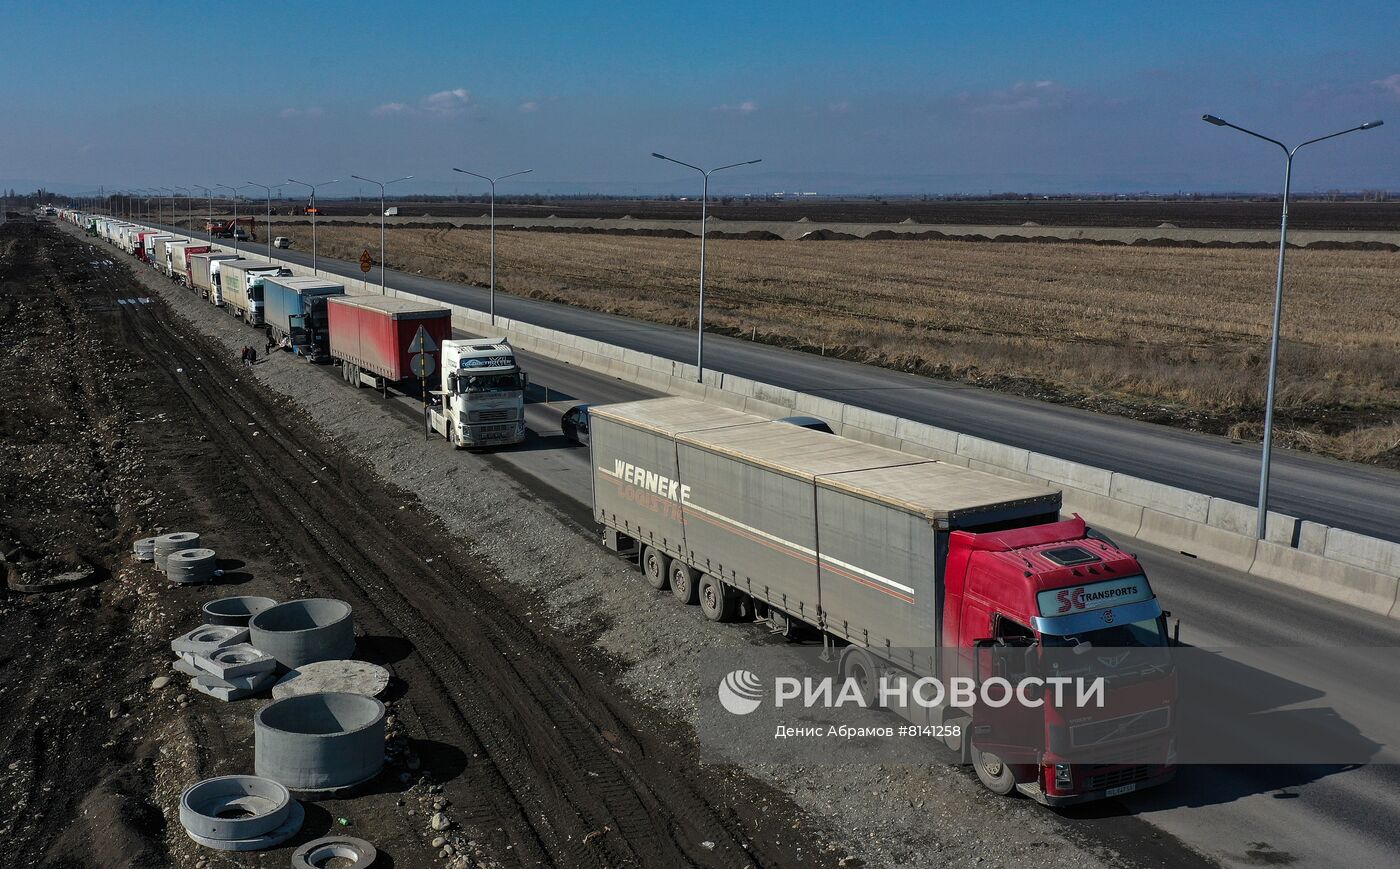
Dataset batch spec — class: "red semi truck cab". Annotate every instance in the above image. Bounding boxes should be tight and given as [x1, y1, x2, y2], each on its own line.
[944, 516, 1176, 804]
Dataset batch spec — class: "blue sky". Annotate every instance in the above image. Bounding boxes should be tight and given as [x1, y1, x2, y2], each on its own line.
[3, 1, 1397, 195]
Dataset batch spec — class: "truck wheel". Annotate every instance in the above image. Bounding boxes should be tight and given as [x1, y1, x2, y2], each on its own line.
[838, 647, 880, 707]
[698, 574, 737, 621]
[641, 546, 669, 591]
[972, 747, 1018, 796]
[446, 421, 463, 451]
[351, 365, 363, 388]
[669, 561, 699, 605]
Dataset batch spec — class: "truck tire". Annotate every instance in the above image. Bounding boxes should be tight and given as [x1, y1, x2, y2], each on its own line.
[446, 421, 463, 451]
[351, 365, 363, 389]
[669, 560, 699, 605]
[698, 574, 737, 622]
[838, 647, 880, 707]
[641, 545, 669, 591]
[972, 747, 1018, 796]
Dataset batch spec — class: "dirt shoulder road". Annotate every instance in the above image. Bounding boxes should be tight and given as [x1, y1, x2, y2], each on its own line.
[4, 217, 858, 868]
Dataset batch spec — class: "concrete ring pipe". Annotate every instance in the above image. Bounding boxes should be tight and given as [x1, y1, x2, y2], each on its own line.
[254, 692, 386, 792]
[248, 598, 355, 669]
[202, 595, 278, 627]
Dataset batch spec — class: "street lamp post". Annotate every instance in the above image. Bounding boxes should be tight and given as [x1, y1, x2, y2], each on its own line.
[1202, 113, 1383, 539]
[286, 179, 338, 275]
[215, 184, 248, 256]
[451, 167, 532, 325]
[194, 185, 215, 245]
[173, 186, 194, 237]
[650, 153, 761, 381]
[246, 182, 275, 261]
[350, 174, 414, 294]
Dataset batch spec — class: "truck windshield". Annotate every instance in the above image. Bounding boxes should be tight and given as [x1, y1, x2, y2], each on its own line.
[1041, 616, 1168, 649]
[459, 373, 521, 394]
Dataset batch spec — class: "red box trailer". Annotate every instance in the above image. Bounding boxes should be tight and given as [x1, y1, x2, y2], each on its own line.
[327, 295, 452, 390]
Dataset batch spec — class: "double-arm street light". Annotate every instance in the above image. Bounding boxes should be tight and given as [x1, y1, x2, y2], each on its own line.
[155, 187, 174, 227]
[450, 167, 532, 325]
[1202, 113, 1383, 539]
[286, 178, 338, 275]
[193, 185, 215, 245]
[650, 153, 761, 381]
[215, 184, 248, 256]
[173, 186, 194, 237]
[246, 182, 276, 261]
[350, 174, 413, 294]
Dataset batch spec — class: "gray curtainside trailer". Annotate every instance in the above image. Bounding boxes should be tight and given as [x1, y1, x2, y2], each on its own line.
[590, 396, 1062, 656]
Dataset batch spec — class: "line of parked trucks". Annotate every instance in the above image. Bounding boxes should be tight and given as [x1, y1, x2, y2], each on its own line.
[74, 212, 528, 449]
[60, 208, 1178, 806]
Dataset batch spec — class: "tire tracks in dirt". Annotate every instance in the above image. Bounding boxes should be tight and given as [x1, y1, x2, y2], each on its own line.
[112, 261, 828, 867]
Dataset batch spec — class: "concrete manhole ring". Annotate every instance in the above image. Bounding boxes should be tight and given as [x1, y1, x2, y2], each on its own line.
[255, 692, 386, 792]
[202, 595, 278, 626]
[184, 799, 304, 852]
[179, 774, 292, 841]
[291, 835, 379, 868]
[249, 598, 355, 669]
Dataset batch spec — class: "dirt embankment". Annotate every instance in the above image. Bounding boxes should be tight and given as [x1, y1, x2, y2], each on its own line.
[5, 218, 878, 868]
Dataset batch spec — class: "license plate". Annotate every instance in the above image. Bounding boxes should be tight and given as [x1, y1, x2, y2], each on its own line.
[1105, 783, 1137, 797]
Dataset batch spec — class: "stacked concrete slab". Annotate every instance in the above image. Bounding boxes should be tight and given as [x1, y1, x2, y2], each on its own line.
[170, 625, 279, 701]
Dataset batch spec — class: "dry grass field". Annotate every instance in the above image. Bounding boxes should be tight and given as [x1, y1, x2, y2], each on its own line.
[274, 224, 1400, 465]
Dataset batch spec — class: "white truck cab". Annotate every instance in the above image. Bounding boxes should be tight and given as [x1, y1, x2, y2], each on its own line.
[427, 338, 527, 448]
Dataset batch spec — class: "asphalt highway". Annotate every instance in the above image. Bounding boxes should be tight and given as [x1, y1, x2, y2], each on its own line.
[408, 334, 1400, 869]
[163, 223, 1400, 544]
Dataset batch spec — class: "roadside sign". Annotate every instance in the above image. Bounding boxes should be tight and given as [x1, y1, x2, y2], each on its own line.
[359, 249, 373, 273]
[407, 325, 438, 354]
[410, 352, 436, 379]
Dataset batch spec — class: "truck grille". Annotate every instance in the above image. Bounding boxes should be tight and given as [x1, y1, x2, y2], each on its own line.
[478, 424, 519, 440]
[1070, 707, 1170, 747]
[469, 409, 514, 423]
[1084, 764, 1156, 792]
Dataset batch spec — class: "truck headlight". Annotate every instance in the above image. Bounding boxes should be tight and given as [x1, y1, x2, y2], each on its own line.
[1054, 763, 1073, 788]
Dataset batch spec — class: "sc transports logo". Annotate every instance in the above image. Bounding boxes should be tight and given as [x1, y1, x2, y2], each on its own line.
[717, 669, 765, 715]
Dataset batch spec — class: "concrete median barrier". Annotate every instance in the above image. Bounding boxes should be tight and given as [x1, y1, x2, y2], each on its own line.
[1137, 509, 1260, 573]
[1250, 541, 1400, 617]
[1027, 453, 1113, 496]
[1323, 527, 1400, 575]
[1108, 476, 1211, 523]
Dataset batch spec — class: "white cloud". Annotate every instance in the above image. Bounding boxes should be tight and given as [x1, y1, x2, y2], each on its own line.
[957, 80, 1091, 114]
[714, 99, 758, 114]
[372, 88, 475, 117]
[518, 100, 540, 113]
[828, 100, 851, 114]
[1373, 73, 1400, 98]
[420, 88, 473, 115]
